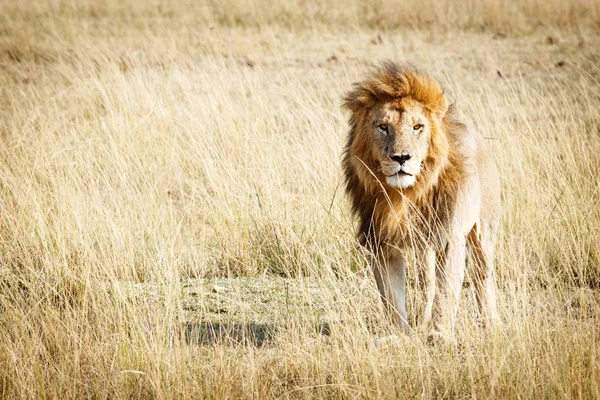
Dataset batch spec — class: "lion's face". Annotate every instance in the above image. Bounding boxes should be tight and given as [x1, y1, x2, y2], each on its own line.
[367, 99, 432, 189]
[343, 62, 450, 197]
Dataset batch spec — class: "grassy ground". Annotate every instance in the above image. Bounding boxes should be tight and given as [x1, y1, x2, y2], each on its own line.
[1, 0, 600, 398]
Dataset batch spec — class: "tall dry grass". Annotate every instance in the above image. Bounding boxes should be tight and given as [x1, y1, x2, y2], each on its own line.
[1, 0, 600, 398]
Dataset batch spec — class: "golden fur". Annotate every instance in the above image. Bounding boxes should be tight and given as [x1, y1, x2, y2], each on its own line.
[342, 61, 501, 336]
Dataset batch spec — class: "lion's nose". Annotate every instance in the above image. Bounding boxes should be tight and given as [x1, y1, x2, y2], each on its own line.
[391, 153, 412, 165]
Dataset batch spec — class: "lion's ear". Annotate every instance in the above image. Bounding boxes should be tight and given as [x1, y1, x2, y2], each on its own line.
[342, 88, 374, 116]
[431, 92, 449, 120]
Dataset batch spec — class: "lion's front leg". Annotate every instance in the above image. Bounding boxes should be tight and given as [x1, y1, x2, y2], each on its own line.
[431, 235, 466, 337]
[371, 251, 410, 331]
[417, 246, 436, 328]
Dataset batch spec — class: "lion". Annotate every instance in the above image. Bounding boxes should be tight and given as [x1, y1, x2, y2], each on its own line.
[342, 61, 501, 338]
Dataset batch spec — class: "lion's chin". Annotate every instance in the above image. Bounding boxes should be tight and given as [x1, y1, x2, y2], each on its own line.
[385, 173, 416, 189]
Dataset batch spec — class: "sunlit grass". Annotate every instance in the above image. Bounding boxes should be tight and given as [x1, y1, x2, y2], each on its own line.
[1, 1, 599, 398]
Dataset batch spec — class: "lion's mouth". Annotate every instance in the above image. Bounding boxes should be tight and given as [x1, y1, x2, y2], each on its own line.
[391, 170, 413, 177]
[384, 169, 417, 189]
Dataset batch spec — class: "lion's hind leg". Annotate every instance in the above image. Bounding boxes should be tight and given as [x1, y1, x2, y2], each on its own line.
[468, 224, 500, 327]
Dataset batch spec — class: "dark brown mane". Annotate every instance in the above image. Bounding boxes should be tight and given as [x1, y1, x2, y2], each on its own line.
[342, 61, 466, 247]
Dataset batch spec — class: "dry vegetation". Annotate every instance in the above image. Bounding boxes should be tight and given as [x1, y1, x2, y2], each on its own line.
[1, 0, 600, 398]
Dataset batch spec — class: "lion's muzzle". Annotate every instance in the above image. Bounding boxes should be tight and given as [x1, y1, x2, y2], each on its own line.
[380, 154, 421, 189]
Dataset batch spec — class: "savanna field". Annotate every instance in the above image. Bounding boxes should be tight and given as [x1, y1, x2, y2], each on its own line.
[1, 0, 600, 398]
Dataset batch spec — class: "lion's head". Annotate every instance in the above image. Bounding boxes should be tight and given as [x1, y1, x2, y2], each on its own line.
[342, 62, 463, 243]
[343, 62, 451, 193]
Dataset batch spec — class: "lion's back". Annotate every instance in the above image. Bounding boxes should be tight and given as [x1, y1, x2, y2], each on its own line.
[459, 126, 502, 230]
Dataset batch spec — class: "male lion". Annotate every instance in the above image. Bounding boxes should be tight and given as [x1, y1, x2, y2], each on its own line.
[342, 62, 501, 338]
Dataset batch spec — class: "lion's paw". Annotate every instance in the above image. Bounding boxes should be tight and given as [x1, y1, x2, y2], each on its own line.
[424, 330, 459, 349]
[373, 335, 403, 349]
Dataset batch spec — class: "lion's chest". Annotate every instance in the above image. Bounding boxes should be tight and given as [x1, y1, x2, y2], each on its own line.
[375, 199, 438, 248]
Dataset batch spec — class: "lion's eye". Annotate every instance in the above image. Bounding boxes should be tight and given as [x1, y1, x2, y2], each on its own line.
[378, 123, 388, 131]
[413, 124, 424, 131]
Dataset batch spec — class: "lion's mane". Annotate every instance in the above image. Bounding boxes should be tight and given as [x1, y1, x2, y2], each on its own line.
[342, 62, 467, 247]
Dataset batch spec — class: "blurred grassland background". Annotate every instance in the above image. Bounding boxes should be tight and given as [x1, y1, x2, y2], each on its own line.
[1, 0, 600, 398]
